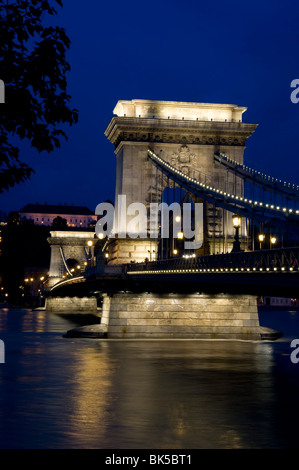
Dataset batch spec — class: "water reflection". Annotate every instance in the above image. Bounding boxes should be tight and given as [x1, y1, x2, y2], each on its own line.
[0, 308, 298, 448]
[65, 343, 116, 448]
[93, 340, 276, 449]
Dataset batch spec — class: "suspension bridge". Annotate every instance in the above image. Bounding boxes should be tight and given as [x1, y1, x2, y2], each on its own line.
[45, 100, 299, 340]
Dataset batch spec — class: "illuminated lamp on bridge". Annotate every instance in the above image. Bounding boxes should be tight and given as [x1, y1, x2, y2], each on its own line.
[270, 236, 277, 249]
[231, 214, 241, 252]
[87, 240, 93, 267]
[258, 234, 265, 250]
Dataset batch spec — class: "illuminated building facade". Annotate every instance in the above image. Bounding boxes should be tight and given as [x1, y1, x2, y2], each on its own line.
[20, 203, 97, 228]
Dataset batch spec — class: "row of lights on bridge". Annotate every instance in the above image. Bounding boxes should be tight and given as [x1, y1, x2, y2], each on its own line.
[96, 226, 185, 258]
[232, 215, 277, 249]
[149, 150, 299, 217]
[258, 234, 277, 248]
[24, 276, 46, 283]
[94, 216, 278, 260]
[55, 234, 297, 286]
[62, 265, 86, 279]
[126, 214, 289, 273]
[128, 266, 297, 275]
[221, 154, 299, 190]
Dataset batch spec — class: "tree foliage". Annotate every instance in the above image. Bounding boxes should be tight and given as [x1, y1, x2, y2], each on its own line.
[0, 0, 78, 192]
[52, 215, 67, 228]
[0, 219, 51, 303]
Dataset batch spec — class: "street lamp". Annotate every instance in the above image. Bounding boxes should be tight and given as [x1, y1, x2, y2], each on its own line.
[231, 215, 241, 252]
[175, 231, 184, 257]
[270, 236, 277, 249]
[258, 234, 265, 250]
[87, 240, 93, 267]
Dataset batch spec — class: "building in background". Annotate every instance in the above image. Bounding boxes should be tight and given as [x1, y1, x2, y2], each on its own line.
[20, 203, 97, 228]
[262, 296, 299, 307]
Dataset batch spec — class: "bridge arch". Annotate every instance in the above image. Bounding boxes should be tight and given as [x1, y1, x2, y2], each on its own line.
[47, 230, 96, 287]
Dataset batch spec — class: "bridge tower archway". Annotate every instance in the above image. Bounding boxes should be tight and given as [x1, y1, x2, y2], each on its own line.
[47, 230, 96, 287]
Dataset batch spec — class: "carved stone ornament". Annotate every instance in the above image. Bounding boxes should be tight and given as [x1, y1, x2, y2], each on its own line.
[170, 145, 196, 175]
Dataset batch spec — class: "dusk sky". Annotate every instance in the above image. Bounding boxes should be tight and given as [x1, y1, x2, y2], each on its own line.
[1, 0, 299, 215]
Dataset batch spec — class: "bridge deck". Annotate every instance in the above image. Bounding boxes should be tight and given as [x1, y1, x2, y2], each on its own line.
[49, 247, 299, 298]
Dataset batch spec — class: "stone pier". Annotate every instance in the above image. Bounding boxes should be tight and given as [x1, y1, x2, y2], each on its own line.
[100, 292, 262, 340]
[45, 296, 98, 313]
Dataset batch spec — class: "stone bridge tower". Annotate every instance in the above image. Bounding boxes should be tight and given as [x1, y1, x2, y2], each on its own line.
[105, 100, 258, 264]
[47, 230, 96, 287]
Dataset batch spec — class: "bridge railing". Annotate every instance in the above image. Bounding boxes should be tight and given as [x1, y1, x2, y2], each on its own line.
[125, 247, 299, 273]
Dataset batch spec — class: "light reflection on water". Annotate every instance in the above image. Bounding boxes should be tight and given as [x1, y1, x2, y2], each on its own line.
[0, 308, 298, 448]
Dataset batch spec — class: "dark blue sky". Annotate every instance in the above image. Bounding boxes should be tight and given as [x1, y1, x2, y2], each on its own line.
[1, 0, 299, 214]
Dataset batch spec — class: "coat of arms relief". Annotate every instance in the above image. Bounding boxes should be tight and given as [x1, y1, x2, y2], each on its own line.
[170, 144, 196, 177]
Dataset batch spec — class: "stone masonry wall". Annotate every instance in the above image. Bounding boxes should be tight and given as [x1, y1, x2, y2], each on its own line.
[102, 292, 261, 340]
[45, 296, 98, 313]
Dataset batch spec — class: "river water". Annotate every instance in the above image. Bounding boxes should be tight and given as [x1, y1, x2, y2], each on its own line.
[0, 306, 299, 449]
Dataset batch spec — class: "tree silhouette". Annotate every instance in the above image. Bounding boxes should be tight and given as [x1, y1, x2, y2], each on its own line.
[52, 216, 68, 229]
[0, 0, 78, 192]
